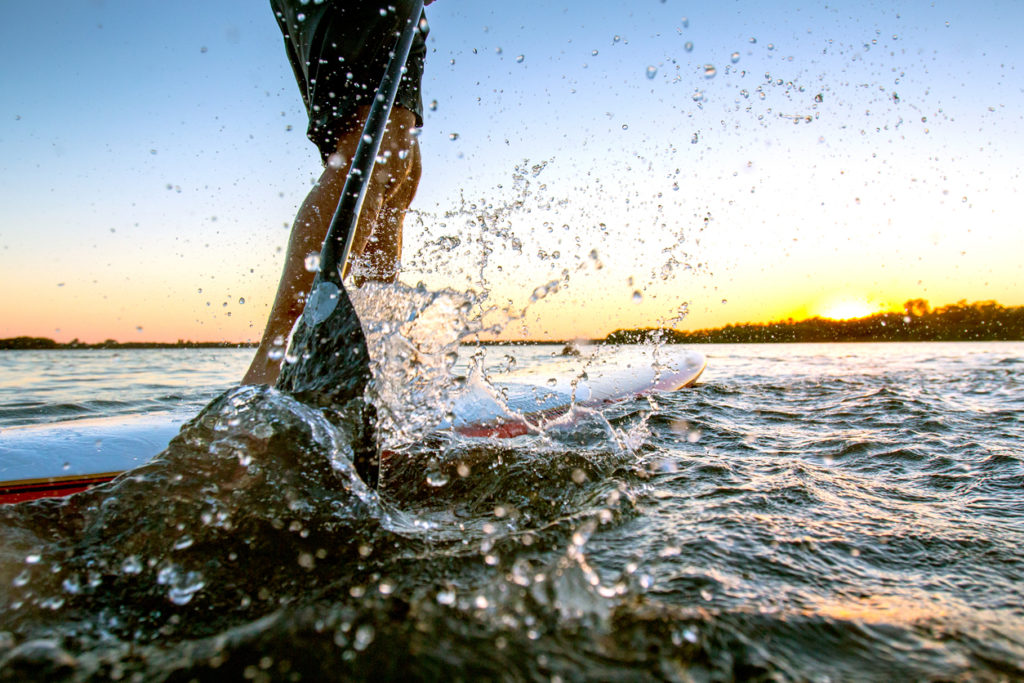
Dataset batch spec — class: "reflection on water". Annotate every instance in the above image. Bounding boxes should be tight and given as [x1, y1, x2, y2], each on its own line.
[0, 341, 1023, 679]
[0, 349, 249, 428]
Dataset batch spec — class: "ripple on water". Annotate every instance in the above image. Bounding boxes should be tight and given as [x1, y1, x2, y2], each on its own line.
[0, 342, 1022, 678]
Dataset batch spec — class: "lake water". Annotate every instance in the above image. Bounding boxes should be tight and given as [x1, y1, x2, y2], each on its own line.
[0, 341, 1022, 680]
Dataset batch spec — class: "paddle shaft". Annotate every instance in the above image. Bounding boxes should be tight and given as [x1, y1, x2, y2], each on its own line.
[318, 0, 425, 286]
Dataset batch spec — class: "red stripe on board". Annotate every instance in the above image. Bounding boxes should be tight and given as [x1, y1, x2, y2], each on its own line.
[0, 475, 116, 505]
[454, 421, 531, 438]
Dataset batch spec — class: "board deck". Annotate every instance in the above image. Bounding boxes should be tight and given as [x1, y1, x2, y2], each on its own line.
[446, 347, 706, 437]
[0, 347, 705, 503]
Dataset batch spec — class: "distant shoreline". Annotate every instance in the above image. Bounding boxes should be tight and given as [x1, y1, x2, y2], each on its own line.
[0, 338, 257, 351]
[603, 299, 1024, 345]
[3, 299, 1022, 350]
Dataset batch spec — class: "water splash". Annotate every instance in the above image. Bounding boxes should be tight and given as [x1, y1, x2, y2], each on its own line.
[349, 283, 483, 449]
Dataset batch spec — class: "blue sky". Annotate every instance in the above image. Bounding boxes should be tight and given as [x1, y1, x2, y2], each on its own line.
[1, 0, 1021, 342]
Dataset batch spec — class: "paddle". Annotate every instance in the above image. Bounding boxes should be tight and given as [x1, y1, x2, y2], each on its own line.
[276, 0, 426, 489]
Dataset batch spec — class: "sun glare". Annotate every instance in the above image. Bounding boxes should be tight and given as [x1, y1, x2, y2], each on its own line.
[820, 298, 876, 321]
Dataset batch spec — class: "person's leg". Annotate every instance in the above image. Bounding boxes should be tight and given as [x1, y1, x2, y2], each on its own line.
[242, 157, 347, 386]
[243, 106, 421, 385]
[345, 107, 421, 283]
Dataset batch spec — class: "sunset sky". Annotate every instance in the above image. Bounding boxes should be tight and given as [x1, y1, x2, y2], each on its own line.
[1, 0, 1021, 343]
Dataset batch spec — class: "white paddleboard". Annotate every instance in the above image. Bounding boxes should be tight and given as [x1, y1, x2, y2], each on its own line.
[0, 347, 705, 502]
[446, 346, 706, 437]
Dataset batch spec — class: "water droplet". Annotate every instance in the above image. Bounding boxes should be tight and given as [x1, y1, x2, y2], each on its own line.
[632, 290, 643, 303]
[12, 570, 30, 587]
[684, 41, 694, 52]
[353, 624, 375, 651]
[690, 132, 699, 144]
[612, 35, 621, 44]
[238, 297, 245, 305]
[621, 124, 629, 130]
[426, 459, 449, 487]
[703, 64, 717, 79]
[429, 99, 438, 111]
[25, 553, 41, 565]
[692, 90, 704, 103]
[40, 596, 65, 610]
[426, 469, 449, 487]
[437, 589, 456, 605]
[304, 253, 321, 272]
[515, 54, 524, 63]
[749, 37, 757, 44]
[591, 49, 599, 56]
[121, 556, 142, 575]
[731, 52, 740, 63]
[449, 132, 459, 141]
[646, 65, 657, 79]
[158, 566, 206, 605]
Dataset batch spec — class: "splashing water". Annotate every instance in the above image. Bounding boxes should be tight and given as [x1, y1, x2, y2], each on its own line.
[2, 337, 1023, 680]
[349, 282, 483, 448]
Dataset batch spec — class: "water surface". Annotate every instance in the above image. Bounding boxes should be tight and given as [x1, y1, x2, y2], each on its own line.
[0, 342, 1021, 680]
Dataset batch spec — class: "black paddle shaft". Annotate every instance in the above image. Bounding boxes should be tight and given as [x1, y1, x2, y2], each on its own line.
[277, 0, 426, 489]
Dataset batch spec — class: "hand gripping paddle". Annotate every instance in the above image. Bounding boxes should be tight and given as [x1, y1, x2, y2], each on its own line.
[276, 0, 426, 489]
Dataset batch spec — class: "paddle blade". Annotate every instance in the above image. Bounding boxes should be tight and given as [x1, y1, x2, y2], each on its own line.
[276, 280, 378, 488]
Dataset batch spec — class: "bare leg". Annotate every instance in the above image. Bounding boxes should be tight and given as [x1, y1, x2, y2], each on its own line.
[345, 108, 421, 283]
[243, 106, 421, 385]
[358, 139, 421, 282]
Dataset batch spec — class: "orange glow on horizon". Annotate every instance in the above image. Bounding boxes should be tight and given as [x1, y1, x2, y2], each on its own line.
[816, 296, 887, 322]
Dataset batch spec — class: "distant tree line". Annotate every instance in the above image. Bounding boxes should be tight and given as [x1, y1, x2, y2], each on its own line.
[4, 299, 1022, 349]
[602, 299, 1024, 345]
[0, 337, 255, 350]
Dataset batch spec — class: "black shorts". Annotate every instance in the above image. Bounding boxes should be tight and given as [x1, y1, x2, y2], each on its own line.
[270, 0, 428, 163]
